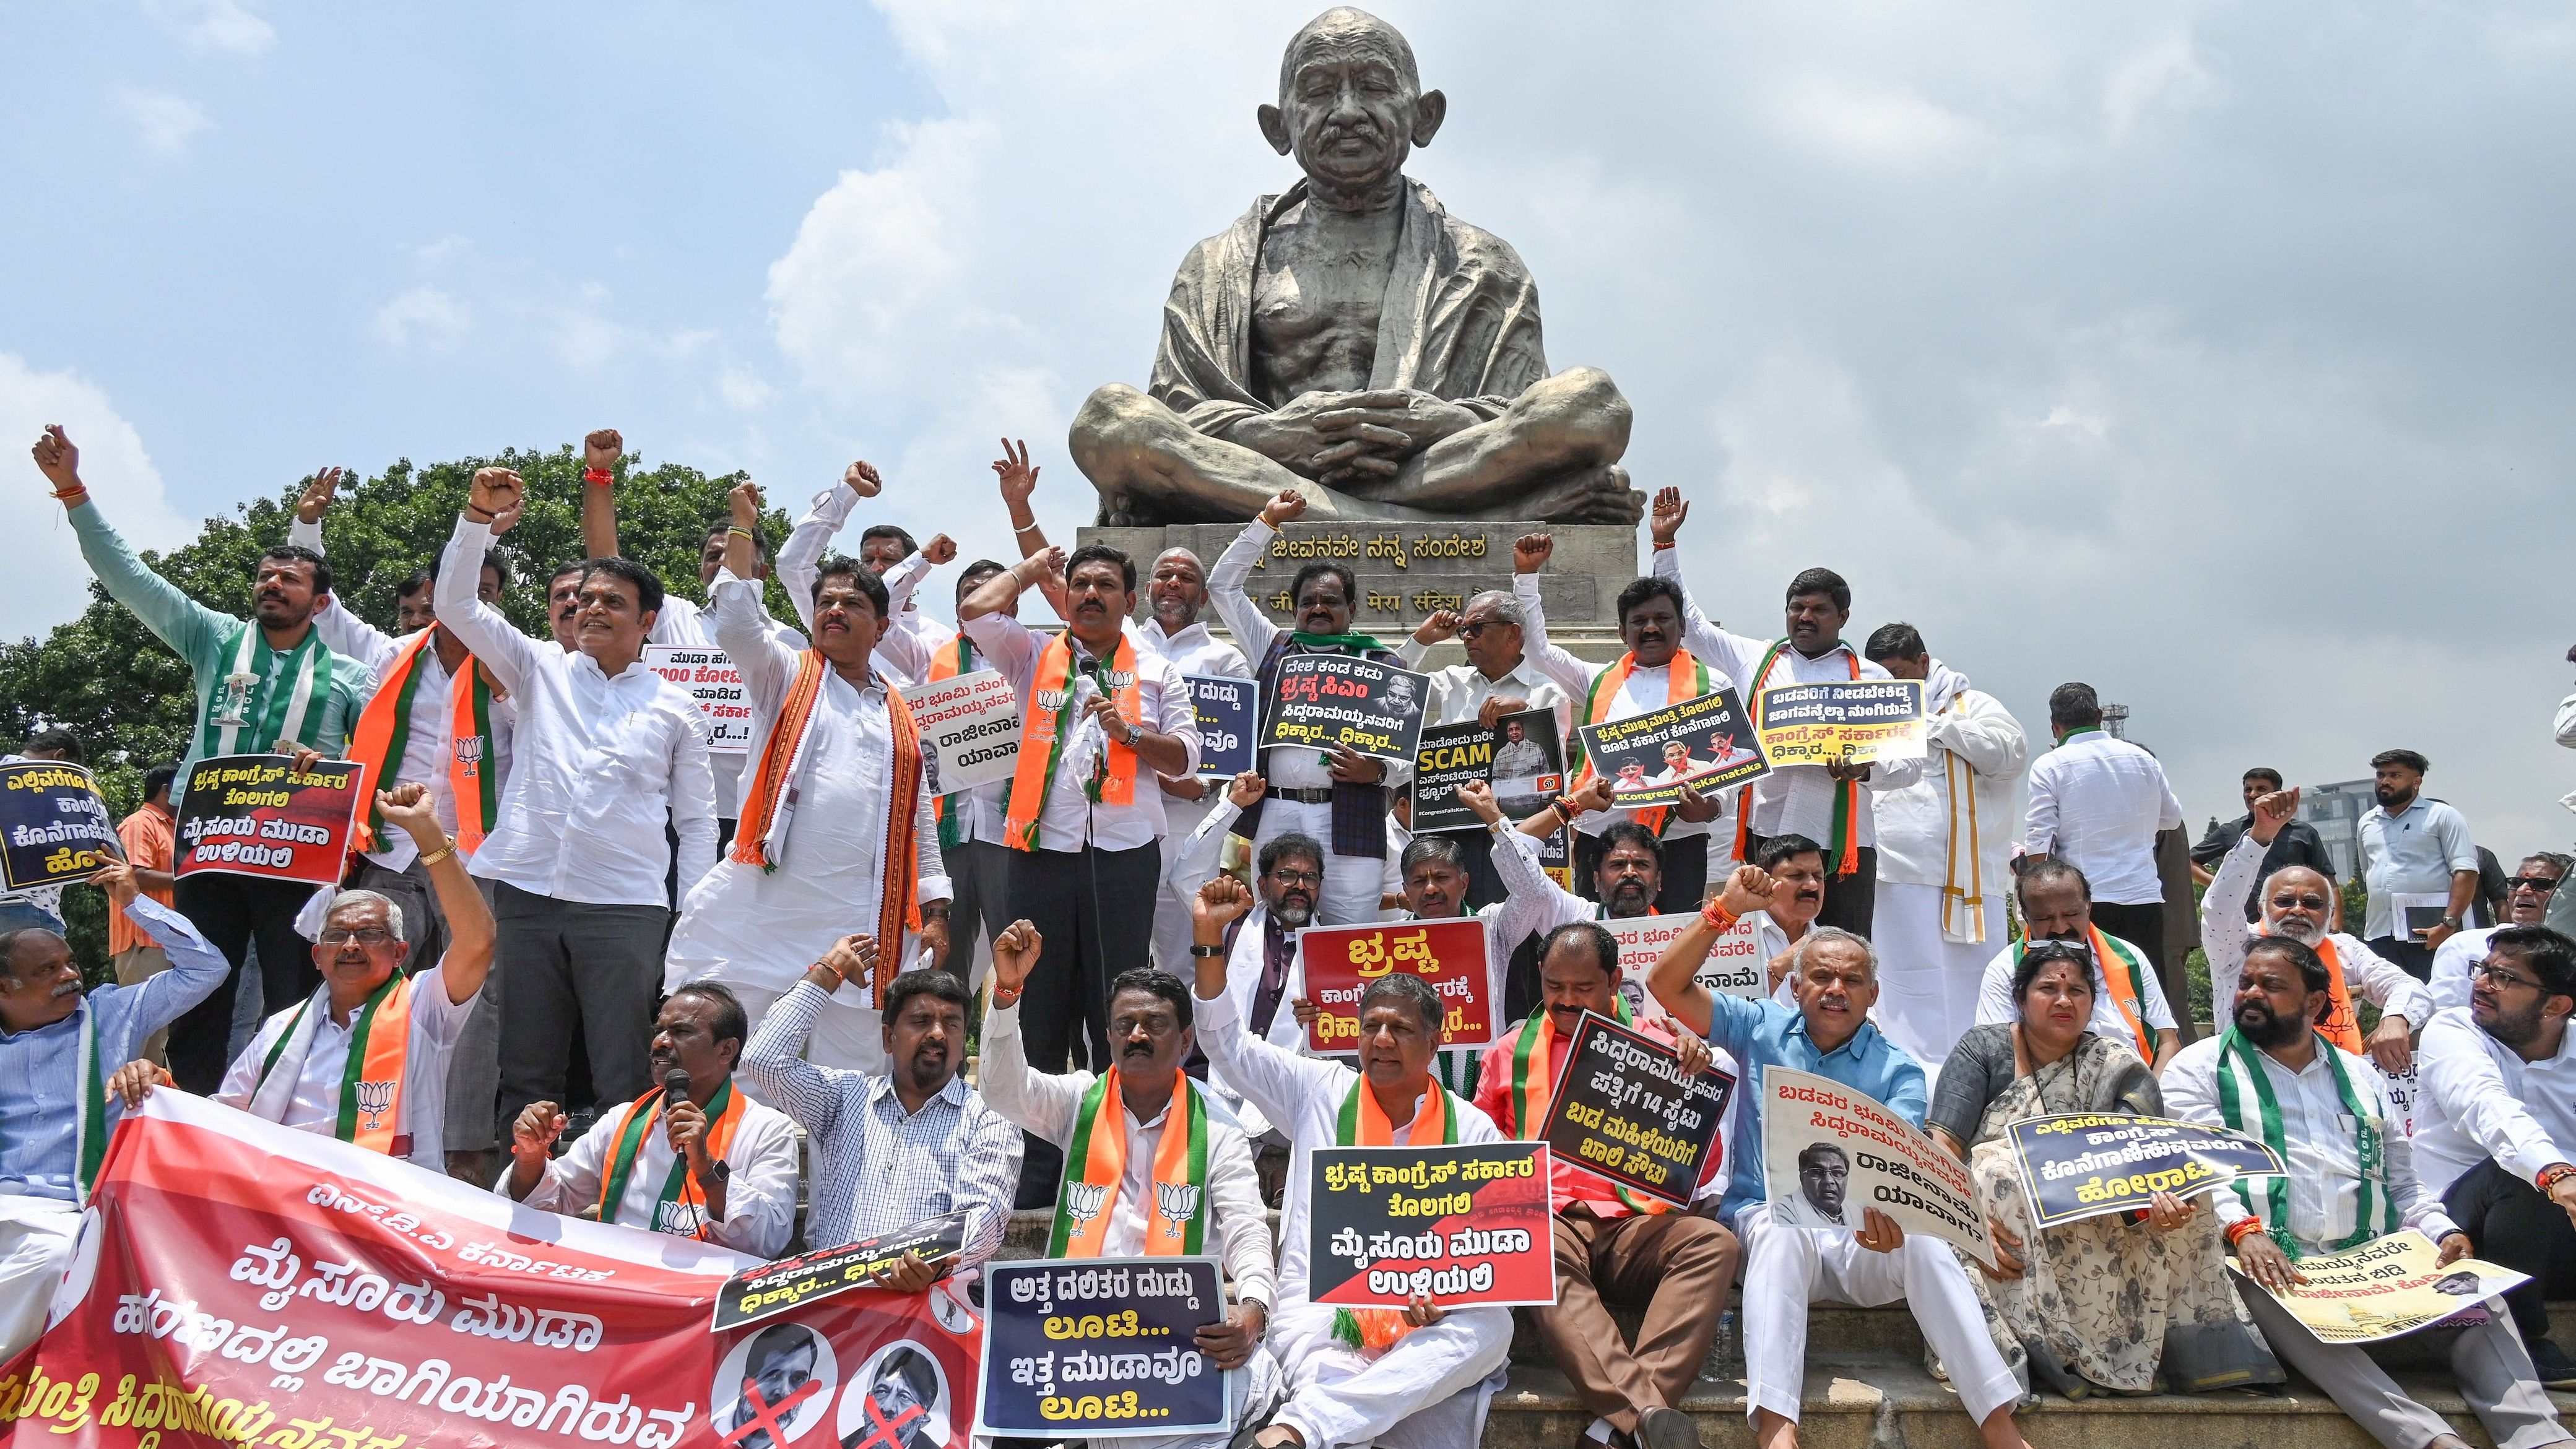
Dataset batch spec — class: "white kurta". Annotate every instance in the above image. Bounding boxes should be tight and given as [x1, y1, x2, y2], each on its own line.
[217, 962, 476, 1175]
[1516, 571, 1734, 845]
[1138, 615, 1254, 972]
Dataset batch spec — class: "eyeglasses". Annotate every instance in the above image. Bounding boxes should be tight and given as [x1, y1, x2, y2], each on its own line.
[1458, 620, 1507, 638]
[2508, 876, 2563, 894]
[2470, 959, 2542, 992]
[2267, 893, 2333, 912]
[2023, 940, 2089, 963]
[1267, 868, 1322, 889]
[318, 927, 395, 948]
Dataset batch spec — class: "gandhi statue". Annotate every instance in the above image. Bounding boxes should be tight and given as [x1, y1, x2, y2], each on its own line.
[1070, 7, 1641, 527]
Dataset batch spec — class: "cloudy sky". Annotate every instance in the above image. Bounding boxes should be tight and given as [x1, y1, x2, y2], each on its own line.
[6, 1, 2572, 854]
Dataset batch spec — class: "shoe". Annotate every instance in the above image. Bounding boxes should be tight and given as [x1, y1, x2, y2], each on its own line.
[1635, 1406, 1703, 1449]
[2527, 1336, 2576, 1390]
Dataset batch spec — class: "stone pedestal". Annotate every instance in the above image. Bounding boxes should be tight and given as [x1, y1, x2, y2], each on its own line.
[1076, 521, 1636, 666]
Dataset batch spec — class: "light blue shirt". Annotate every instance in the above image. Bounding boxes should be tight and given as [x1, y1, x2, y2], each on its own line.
[0, 897, 232, 1200]
[1698, 992, 1929, 1227]
[2356, 796, 2479, 940]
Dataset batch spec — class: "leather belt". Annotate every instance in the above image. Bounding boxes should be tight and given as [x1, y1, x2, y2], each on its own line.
[1268, 786, 1337, 804]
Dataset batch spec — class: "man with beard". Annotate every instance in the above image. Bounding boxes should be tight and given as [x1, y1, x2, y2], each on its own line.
[981, 942, 1284, 1449]
[2164, 937, 2573, 1444]
[2356, 749, 2482, 980]
[960, 541, 1198, 1206]
[2202, 789, 2424, 1075]
[1130, 544, 1253, 976]
[1168, 776, 1329, 1089]
[1468, 777, 1665, 1021]
[2433, 854, 2570, 1011]
[1474, 920, 1737, 1449]
[1187, 875, 1515, 1449]
[744, 948, 1020, 1260]
[501, 983, 799, 1257]
[2412, 926, 2576, 1383]
[1861, 625, 2029, 1072]
[1974, 860, 2177, 1069]
[38, 425, 373, 1092]
[1209, 488, 1412, 927]
[1647, 898, 2032, 1449]
[664, 483, 953, 1067]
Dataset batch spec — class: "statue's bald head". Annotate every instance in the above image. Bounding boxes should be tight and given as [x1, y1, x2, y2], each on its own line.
[1263, 7, 1446, 199]
[1278, 8, 1419, 100]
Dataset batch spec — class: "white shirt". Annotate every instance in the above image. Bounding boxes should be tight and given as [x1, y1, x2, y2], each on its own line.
[2430, 925, 2509, 1014]
[2356, 797, 2479, 939]
[2412, 1005, 2576, 1198]
[1192, 981, 1507, 1312]
[2164, 1033, 2458, 1251]
[1135, 614, 1253, 847]
[2021, 729, 2183, 906]
[216, 962, 476, 1175]
[662, 572, 952, 997]
[505, 1085, 800, 1258]
[1974, 934, 2177, 1039]
[290, 517, 518, 871]
[979, 1001, 1277, 1308]
[958, 615, 1200, 852]
[2200, 832, 2432, 1035]
[1207, 519, 1413, 796]
[1517, 568, 1733, 843]
[436, 516, 720, 907]
[1390, 635, 1573, 743]
[1870, 666, 2026, 890]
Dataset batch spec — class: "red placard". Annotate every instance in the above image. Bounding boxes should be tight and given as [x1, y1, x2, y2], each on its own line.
[1296, 919, 1491, 1055]
[172, 753, 367, 887]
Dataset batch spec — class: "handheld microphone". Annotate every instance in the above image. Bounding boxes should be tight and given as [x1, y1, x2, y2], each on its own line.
[662, 1068, 693, 1105]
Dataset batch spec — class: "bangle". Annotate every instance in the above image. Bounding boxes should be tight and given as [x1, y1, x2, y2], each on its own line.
[2537, 1163, 2576, 1193]
[1012, 521, 1042, 536]
[726, 526, 755, 539]
[583, 467, 614, 486]
[52, 487, 88, 507]
[1652, 540, 1675, 551]
[991, 985, 1023, 1008]
[2223, 1217, 2267, 1247]
[415, 840, 458, 870]
[1701, 901, 1738, 933]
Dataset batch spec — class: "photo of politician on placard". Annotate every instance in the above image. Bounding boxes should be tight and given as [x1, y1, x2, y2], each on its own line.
[1574, 686, 1767, 810]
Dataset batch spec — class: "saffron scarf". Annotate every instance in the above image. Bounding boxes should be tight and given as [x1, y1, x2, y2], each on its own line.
[1332, 1076, 1456, 1352]
[1003, 630, 1141, 852]
[1737, 642, 1863, 874]
[927, 636, 974, 850]
[2213, 1026, 2396, 1260]
[1506, 998, 1669, 1216]
[2014, 928, 2155, 1063]
[249, 971, 415, 1156]
[200, 621, 335, 762]
[1049, 1069, 1209, 1258]
[1570, 649, 1709, 836]
[597, 1078, 750, 1240]
[343, 629, 498, 856]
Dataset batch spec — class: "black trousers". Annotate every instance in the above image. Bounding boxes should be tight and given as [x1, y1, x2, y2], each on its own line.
[1008, 840, 1161, 1206]
[1741, 834, 1876, 936]
[2369, 935, 2437, 983]
[2089, 901, 2167, 978]
[1573, 831, 1711, 917]
[169, 873, 321, 1092]
[490, 880, 672, 1138]
[2444, 1157, 2576, 1346]
[943, 839, 1018, 983]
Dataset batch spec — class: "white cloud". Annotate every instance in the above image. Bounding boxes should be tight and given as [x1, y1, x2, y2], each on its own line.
[146, 0, 277, 56]
[1771, 74, 1982, 166]
[370, 285, 469, 352]
[117, 89, 212, 157]
[0, 355, 194, 638]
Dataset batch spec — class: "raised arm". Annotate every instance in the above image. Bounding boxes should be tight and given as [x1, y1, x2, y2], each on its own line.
[287, 469, 401, 672]
[1187, 875, 1346, 1128]
[776, 463, 875, 633]
[1463, 781, 1590, 948]
[435, 470, 542, 695]
[39, 426, 228, 664]
[976, 922, 1086, 1144]
[1644, 865, 1779, 1040]
[1509, 534, 1602, 699]
[739, 969, 848, 1136]
[2200, 816, 2271, 1003]
[713, 484, 804, 703]
[377, 784, 493, 1003]
[576, 428, 627, 561]
[1207, 495, 1296, 660]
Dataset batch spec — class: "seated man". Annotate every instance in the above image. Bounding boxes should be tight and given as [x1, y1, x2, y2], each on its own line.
[1187, 874, 1514, 1449]
[1974, 859, 2177, 1070]
[2203, 788, 2424, 1073]
[738, 943, 1019, 1263]
[1475, 920, 1737, 1449]
[1, 862, 230, 1358]
[981, 931, 1283, 1448]
[181, 785, 493, 1174]
[501, 982, 799, 1258]
[2431, 854, 2571, 1012]
[2166, 936, 2575, 1446]
[1164, 775, 1330, 1135]
[2412, 926, 2576, 1383]
[1647, 876, 2032, 1449]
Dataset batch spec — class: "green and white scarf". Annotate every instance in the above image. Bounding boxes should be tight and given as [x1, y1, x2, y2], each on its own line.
[2212, 1026, 2398, 1260]
[200, 622, 335, 761]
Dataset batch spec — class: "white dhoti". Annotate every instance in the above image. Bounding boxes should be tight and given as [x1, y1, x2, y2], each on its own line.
[721, 982, 886, 1078]
[0, 1196, 83, 1362]
[1870, 882, 1996, 1086]
[1247, 800, 1386, 928]
[1089, 1346, 1285, 1449]
[1265, 1300, 1511, 1449]
[1738, 1203, 2019, 1427]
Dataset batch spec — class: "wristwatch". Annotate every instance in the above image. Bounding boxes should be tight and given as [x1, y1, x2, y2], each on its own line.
[1190, 945, 1226, 958]
[695, 1157, 731, 1187]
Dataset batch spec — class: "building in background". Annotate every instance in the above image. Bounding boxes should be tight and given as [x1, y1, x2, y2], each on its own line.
[2299, 779, 2375, 880]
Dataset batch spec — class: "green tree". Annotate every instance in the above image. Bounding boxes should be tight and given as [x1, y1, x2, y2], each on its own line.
[2, 444, 795, 980]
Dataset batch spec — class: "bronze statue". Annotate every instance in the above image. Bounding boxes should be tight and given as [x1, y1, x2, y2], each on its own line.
[1070, 7, 1641, 526]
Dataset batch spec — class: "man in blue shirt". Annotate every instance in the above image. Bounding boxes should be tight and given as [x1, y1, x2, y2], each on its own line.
[1648, 872, 2030, 1449]
[0, 861, 231, 1358]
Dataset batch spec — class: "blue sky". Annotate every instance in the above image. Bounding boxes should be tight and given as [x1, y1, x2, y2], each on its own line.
[7, 1, 2574, 857]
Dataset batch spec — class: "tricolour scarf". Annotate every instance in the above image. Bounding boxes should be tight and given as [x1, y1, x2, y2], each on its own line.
[250, 971, 415, 1156]
[2014, 928, 2155, 1063]
[344, 629, 498, 856]
[1049, 1069, 1208, 1258]
[927, 636, 975, 850]
[1332, 1076, 1456, 1352]
[1004, 631, 1140, 852]
[598, 1078, 750, 1240]
[2213, 1026, 2395, 1260]
[1571, 649, 1710, 837]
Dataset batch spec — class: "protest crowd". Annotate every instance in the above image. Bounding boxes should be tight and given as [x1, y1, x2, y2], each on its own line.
[9, 416, 2576, 1449]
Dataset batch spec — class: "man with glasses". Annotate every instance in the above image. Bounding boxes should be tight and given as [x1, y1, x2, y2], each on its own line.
[2432, 854, 2570, 1012]
[2413, 925, 2576, 1385]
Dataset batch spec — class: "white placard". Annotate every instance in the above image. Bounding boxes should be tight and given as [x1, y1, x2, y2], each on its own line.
[643, 646, 750, 755]
[1607, 912, 1771, 998]
[900, 668, 1023, 796]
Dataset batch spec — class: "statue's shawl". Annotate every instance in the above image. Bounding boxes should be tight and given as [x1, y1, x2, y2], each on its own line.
[1147, 178, 1548, 436]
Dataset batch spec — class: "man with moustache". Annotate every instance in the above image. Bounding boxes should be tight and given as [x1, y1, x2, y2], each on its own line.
[2411, 926, 2576, 1383]
[2165, 936, 2573, 1443]
[501, 983, 800, 1258]
[2432, 854, 2570, 1011]
[2202, 789, 2424, 1075]
[38, 425, 373, 1092]
[1168, 776, 1327, 1077]
[2356, 749, 2483, 980]
[2191, 767, 2337, 904]
[1975, 860, 2178, 1070]
[1130, 543, 1254, 975]
[1472, 777, 1671, 1021]
[1745, 836, 1830, 999]
[664, 483, 953, 1067]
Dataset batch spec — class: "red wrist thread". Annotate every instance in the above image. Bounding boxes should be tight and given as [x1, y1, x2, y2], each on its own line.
[583, 467, 614, 486]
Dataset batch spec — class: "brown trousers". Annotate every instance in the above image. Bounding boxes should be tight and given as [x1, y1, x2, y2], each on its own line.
[1528, 1206, 1741, 1434]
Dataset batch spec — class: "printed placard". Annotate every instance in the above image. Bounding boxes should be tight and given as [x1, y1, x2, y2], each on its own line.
[714, 1209, 973, 1330]
[978, 1258, 1230, 1440]
[2006, 1114, 2284, 1229]
[1263, 653, 1431, 764]
[1759, 1065, 1993, 1265]
[900, 668, 1022, 797]
[644, 645, 752, 755]
[1189, 675, 1255, 779]
[1606, 912, 1770, 998]
[1410, 707, 1564, 834]
[1296, 919, 1492, 1055]
[0, 761, 121, 895]
[1308, 1142, 1556, 1308]
[1537, 1011, 1735, 1209]
[1574, 687, 1767, 808]
[2235, 1231, 2531, 1344]
[1754, 678, 1927, 768]
[171, 753, 367, 886]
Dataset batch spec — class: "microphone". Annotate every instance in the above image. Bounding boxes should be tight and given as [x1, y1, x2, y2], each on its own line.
[662, 1068, 693, 1105]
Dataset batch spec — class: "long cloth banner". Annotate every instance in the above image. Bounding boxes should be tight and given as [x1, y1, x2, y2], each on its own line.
[171, 755, 367, 888]
[0, 762, 121, 897]
[0, 1092, 982, 1449]
[978, 1258, 1228, 1440]
[1759, 1066, 1994, 1266]
[2006, 1113, 2284, 1230]
[1308, 1143, 1556, 1309]
[2234, 1231, 2532, 1345]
